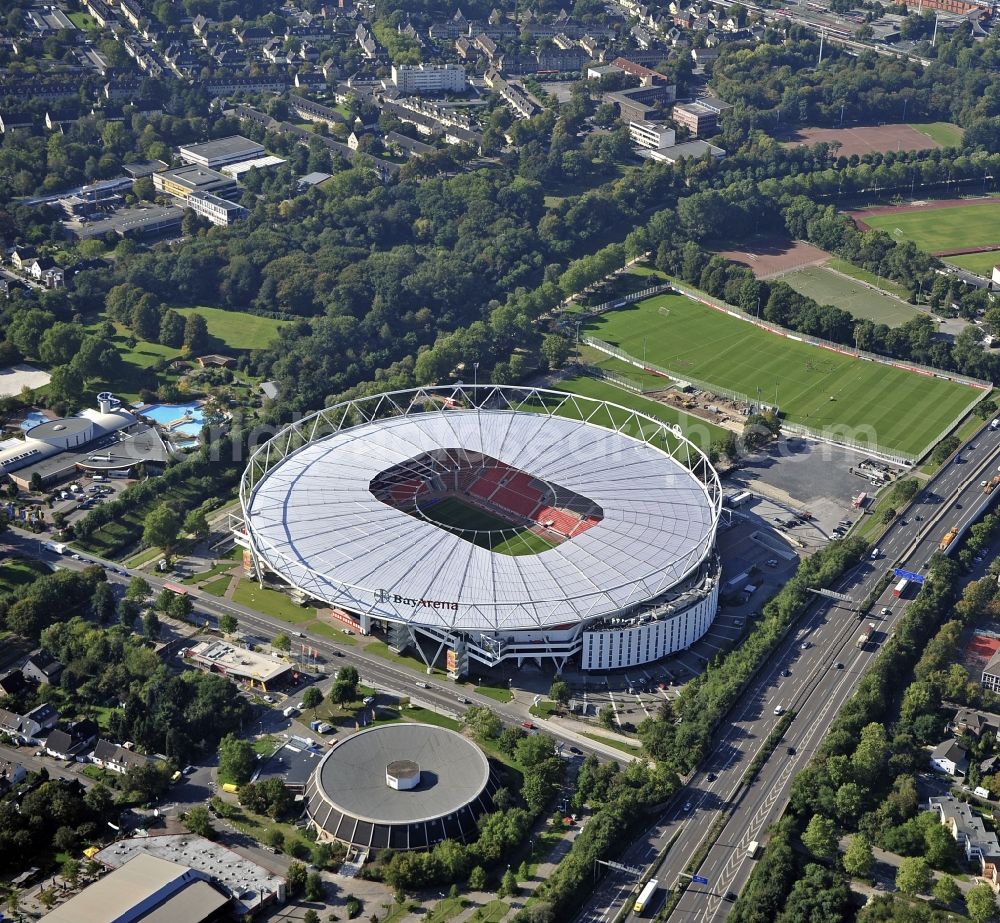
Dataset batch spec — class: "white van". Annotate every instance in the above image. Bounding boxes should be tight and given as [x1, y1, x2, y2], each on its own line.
[870, 548, 880, 560]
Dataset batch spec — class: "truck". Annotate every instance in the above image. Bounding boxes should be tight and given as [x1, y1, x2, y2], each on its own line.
[747, 841, 761, 859]
[634, 880, 659, 915]
[985, 476, 1000, 495]
[939, 527, 959, 552]
[43, 541, 67, 554]
[282, 706, 299, 718]
[893, 578, 909, 599]
[857, 621, 876, 648]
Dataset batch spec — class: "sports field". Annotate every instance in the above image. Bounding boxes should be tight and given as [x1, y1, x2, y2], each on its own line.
[780, 265, 919, 327]
[421, 497, 556, 556]
[862, 202, 1000, 253]
[581, 292, 979, 457]
[947, 251, 1000, 277]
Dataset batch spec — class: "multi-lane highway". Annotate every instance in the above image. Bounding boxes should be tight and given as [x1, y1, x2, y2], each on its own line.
[576, 423, 1000, 923]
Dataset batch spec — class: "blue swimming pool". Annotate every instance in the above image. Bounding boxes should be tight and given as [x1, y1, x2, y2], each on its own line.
[20, 411, 49, 431]
[138, 402, 205, 437]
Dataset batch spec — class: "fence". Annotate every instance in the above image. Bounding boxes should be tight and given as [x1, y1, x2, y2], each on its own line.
[584, 365, 644, 393]
[581, 333, 760, 408]
[570, 284, 672, 322]
[668, 281, 993, 392]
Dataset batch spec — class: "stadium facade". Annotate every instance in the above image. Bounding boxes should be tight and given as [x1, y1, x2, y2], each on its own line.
[237, 386, 722, 674]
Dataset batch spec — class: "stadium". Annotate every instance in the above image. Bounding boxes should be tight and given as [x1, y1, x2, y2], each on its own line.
[304, 723, 499, 851]
[237, 385, 722, 673]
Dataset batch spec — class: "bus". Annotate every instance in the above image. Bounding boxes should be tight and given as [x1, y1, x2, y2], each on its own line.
[634, 879, 659, 915]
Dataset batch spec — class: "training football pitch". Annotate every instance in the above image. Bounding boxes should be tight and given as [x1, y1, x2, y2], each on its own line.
[420, 497, 555, 556]
[581, 293, 979, 457]
[862, 202, 1000, 253]
[780, 265, 919, 327]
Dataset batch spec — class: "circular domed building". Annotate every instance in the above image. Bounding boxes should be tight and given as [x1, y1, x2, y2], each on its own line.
[304, 723, 499, 851]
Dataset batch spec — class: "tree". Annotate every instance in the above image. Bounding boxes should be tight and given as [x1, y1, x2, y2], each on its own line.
[304, 912, 320, 923]
[119, 597, 139, 630]
[272, 633, 291, 652]
[159, 310, 186, 348]
[183, 313, 209, 353]
[143, 609, 160, 640]
[92, 581, 116, 623]
[143, 503, 181, 554]
[302, 686, 323, 710]
[61, 857, 80, 886]
[219, 613, 238, 635]
[219, 734, 256, 785]
[932, 874, 960, 906]
[597, 704, 616, 730]
[183, 806, 215, 838]
[469, 866, 488, 890]
[183, 508, 209, 539]
[540, 333, 570, 369]
[968, 882, 999, 923]
[499, 869, 518, 897]
[549, 679, 571, 706]
[802, 814, 838, 861]
[305, 871, 324, 901]
[126, 576, 151, 601]
[287, 861, 308, 895]
[842, 835, 874, 879]
[895, 857, 932, 895]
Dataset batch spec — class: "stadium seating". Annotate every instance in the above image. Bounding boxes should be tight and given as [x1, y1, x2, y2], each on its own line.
[534, 505, 581, 537]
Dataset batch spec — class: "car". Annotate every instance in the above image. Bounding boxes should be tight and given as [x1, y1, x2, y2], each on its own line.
[263, 694, 275, 703]
[71, 553, 81, 560]
[881, 606, 890, 616]
[706, 772, 716, 781]
[521, 721, 536, 730]
[415, 680, 429, 688]
[766, 559, 779, 567]
[800, 641, 810, 650]
[915, 514, 923, 521]
[683, 801, 692, 812]
[956, 502, 963, 509]
[333, 650, 344, 657]
[183, 765, 196, 775]
[296, 702, 305, 710]
[725, 892, 738, 903]
[786, 746, 796, 755]
[871, 548, 880, 560]
[835, 662, 844, 670]
[773, 705, 784, 715]
[569, 746, 582, 754]
[781, 669, 791, 677]
[458, 696, 471, 704]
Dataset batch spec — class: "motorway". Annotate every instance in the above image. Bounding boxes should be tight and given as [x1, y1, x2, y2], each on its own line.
[576, 422, 1000, 923]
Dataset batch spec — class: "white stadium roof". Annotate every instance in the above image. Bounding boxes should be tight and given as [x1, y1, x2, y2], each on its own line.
[242, 387, 720, 633]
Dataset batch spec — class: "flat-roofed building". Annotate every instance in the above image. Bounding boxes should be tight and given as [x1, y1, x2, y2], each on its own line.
[153, 165, 237, 202]
[183, 639, 292, 690]
[672, 97, 732, 137]
[178, 135, 265, 169]
[39, 853, 229, 923]
[220, 155, 287, 179]
[187, 191, 248, 226]
[628, 120, 675, 149]
[392, 63, 466, 94]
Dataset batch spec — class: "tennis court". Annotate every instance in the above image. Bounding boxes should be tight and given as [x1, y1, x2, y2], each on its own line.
[581, 292, 980, 457]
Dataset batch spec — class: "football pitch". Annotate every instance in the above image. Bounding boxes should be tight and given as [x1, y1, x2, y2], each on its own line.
[946, 251, 1000, 277]
[421, 497, 555, 556]
[863, 202, 1000, 253]
[780, 265, 919, 327]
[581, 293, 980, 457]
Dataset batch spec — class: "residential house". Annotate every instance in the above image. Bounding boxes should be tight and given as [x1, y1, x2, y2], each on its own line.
[45, 719, 99, 760]
[25, 703, 59, 732]
[0, 758, 26, 792]
[930, 738, 969, 777]
[8, 247, 36, 272]
[90, 739, 156, 775]
[22, 650, 64, 686]
[929, 795, 1000, 866]
[952, 708, 1000, 741]
[0, 670, 29, 698]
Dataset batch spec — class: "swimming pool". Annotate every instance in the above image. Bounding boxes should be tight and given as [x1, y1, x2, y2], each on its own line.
[20, 411, 49, 431]
[137, 402, 206, 438]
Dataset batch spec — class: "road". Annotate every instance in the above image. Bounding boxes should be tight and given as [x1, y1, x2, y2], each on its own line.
[2, 530, 618, 766]
[575, 422, 1000, 923]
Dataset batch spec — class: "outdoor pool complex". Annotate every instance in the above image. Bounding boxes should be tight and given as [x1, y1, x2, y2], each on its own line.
[138, 402, 205, 438]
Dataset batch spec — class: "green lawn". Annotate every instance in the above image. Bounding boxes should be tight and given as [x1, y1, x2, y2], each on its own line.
[0, 558, 51, 594]
[864, 202, 1000, 253]
[550, 372, 728, 454]
[825, 257, 912, 301]
[471, 683, 514, 703]
[231, 580, 316, 623]
[201, 574, 232, 596]
[582, 292, 979, 457]
[468, 900, 509, 922]
[422, 496, 556, 556]
[781, 264, 919, 327]
[68, 10, 98, 28]
[173, 306, 289, 352]
[946, 251, 1000, 277]
[426, 896, 469, 922]
[909, 121, 964, 148]
[581, 732, 643, 756]
[366, 639, 444, 675]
